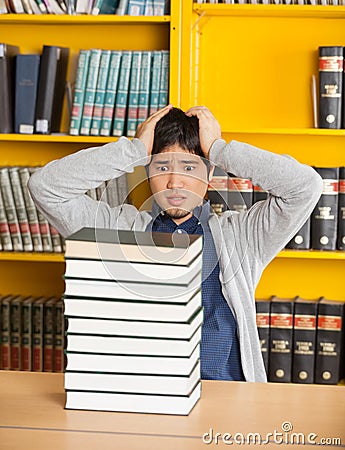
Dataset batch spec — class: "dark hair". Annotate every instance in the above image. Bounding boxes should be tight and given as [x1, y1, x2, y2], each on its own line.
[152, 107, 203, 156]
[148, 107, 211, 174]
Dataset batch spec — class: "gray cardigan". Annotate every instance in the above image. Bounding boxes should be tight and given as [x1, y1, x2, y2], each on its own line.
[28, 137, 323, 382]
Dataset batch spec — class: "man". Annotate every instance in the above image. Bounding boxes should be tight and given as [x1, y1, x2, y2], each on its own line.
[28, 105, 323, 382]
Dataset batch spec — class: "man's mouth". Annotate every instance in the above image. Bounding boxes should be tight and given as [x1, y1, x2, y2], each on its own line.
[166, 195, 187, 207]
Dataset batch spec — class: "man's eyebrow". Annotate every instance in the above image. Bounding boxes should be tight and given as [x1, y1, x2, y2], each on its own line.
[153, 159, 171, 164]
[180, 159, 201, 164]
[152, 158, 201, 165]
[152, 157, 201, 165]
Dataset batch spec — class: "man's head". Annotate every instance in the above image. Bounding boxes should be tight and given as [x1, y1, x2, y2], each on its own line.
[147, 108, 214, 224]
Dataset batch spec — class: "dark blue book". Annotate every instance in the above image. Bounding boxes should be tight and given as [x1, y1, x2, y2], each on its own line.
[15, 54, 40, 134]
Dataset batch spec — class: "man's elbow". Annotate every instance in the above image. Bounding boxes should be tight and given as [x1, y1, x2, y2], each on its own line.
[308, 167, 323, 204]
[27, 169, 44, 204]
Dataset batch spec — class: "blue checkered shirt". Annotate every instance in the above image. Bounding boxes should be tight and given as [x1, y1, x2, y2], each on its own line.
[147, 202, 244, 381]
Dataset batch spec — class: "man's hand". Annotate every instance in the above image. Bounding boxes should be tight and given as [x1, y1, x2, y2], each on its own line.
[135, 104, 173, 156]
[185, 106, 221, 159]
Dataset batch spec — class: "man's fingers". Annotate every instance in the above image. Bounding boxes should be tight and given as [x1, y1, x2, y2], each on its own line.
[148, 104, 173, 123]
[185, 105, 211, 117]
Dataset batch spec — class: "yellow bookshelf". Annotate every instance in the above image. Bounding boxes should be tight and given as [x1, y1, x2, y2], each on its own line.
[181, 0, 345, 301]
[0, 2, 181, 296]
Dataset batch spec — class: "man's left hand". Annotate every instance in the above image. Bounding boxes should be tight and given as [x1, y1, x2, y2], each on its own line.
[185, 106, 222, 159]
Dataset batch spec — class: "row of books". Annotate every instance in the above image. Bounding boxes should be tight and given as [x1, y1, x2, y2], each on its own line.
[69, 48, 169, 137]
[1, 290, 343, 387]
[256, 296, 345, 385]
[0, 44, 169, 137]
[0, 294, 64, 372]
[0, 165, 129, 252]
[195, 0, 345, 4]
[64, 227, 203, 414]
[0, 0, 170, 15]
[0, 44, 69, 134]
[318, 46, 345, 130]
[208, 166, 345, 251]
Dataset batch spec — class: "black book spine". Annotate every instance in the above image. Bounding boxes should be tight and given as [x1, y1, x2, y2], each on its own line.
[311, 167, 339, 250]
[0, 44, 19, 133]
[10, 296, 22, 371]
[43, 298, 55, 372]
[15, 54, 40, 134]
[32, 298, 45, 372]
[35, 46, 59, 134]
[286, 216, 311, 250]
[319, 46, 343, 129]
[208, 167, 228, 216]
[253, 185, 268, 203]
[51, 47, 70, 133]
[268, 299, 294, 383]
[255, 299, 270, 376]
[337, 167, 345, 250]
[292, 300, 318, 384]
[228, 174, 253, 213]
[315, 301, 345, 384]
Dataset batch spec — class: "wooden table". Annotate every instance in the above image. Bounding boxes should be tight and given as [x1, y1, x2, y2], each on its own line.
[0, 371, 344, 449]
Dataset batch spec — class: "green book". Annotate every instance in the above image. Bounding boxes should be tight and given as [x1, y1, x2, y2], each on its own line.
[149, 50, 162, 115]
[100, 50, 122, 137]
[158, 50, 169, 109]
[80, 48, 102, 136]
[69, 50, 91, 136]
[112, 50, 132, 137]
[90, 50, 111, 136]
[137, 50, 152, 125]
[126, 51, 142, 137]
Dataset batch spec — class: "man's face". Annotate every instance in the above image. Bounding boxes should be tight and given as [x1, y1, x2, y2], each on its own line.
[148, 145, 213, 224]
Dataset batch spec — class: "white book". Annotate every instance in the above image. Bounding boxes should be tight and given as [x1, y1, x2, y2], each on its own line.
[0, 0, 8, 13]
[64, 252, 202, 285]
[64, 228, 202, 266]
[66, 307, 203, 339]
[64, 275, 201, 302]
[64, 362, 200, 395]
[63, 290, 202, 322]
[116, 0, 129, 14]
[28, 0, 41, 13]
[66, 326, 201, 356]
[65, 381, 201, 415]
[66, 345, 200, 375]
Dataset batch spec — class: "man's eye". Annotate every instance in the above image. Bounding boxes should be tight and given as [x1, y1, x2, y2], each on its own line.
[158, 166, 169, 171]
[185, 165, 194, 171]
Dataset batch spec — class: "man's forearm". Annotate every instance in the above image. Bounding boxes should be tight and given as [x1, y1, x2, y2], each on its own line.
[27, 137, 148, 237]
[28, 137, 148, 205]
[209, 139, 322, 204]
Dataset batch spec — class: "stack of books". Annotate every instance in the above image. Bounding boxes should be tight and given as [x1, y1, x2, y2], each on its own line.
[63, 227, 203, 415]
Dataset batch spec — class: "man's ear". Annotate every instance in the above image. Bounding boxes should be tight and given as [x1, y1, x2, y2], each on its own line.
[208, 165, 215, 182]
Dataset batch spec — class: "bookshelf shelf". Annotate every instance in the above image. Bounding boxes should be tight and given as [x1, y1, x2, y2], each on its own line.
[222, 128, 345, 137]
[0, 134, 119, 144]
[0, 14, 171, 25]
[194, 4, 345, 19]
[0, 250, 344, 263]
[277, 250, 345, 260]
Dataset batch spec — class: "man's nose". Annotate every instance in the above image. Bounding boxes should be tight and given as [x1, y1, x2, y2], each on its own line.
[167, 171, 184, 189]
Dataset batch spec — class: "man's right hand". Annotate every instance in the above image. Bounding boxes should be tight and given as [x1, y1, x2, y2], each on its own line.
[135, 104, 173, 155]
